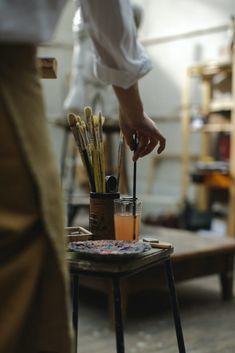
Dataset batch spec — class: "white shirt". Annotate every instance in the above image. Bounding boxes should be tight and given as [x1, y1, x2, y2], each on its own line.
[63, 13, 118, 116]
[80, 0, 152, 89]
[0, 0, 152, 89]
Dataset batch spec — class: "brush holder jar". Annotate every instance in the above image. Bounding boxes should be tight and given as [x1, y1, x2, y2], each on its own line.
[89, 192, 120, 240]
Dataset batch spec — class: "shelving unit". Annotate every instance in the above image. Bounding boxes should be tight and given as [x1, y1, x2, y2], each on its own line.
[181, 55, 235, 237]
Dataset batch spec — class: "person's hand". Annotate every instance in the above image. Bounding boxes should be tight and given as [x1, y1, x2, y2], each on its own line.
[113, 82, 166, 161]
[119, 108, 166, 161]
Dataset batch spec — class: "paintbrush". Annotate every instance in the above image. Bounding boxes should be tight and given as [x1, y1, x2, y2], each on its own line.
[132, 133, 137, 240]
[77, 122, 96, 192]
[98, 112, 106, 192]
[67, 113, 79, 144]
[67, 113, 96, 192]
[68, 106, 107, 193]
[90, 114, 100, 192]
[84, 107, 101, 192]
[84, 106, 93, 147]
[116, 131, 124, 192]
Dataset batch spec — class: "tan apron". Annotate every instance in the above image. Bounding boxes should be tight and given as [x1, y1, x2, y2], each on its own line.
[0, 44, 72, 353]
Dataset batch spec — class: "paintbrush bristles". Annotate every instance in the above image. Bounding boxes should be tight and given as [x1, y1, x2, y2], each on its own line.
[84, 106, 92, 118]
[67, 106, 108, 193]
[67, 113, 78, 127]
[76, 115, 83, 125]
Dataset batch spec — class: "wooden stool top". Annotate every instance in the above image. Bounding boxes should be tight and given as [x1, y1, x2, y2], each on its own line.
[68, 246, 173, 277]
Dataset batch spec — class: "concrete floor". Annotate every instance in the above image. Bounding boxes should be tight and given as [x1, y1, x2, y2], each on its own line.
[76, 274, 235, 353]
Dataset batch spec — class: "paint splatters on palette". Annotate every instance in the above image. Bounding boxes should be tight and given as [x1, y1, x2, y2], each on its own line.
[68, 240, 152, 259]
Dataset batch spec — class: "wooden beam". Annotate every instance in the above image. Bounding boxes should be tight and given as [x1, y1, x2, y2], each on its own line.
[189, 61, 232, 77]
[181, 73, 191, 201]
[37, 57, 57, 79]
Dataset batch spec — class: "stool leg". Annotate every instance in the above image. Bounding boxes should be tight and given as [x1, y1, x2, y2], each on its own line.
[164, 259, 186, 353]
[112, 277, 125, 353]
[72, 274, 79, 353]
[220, 254, 234, 301]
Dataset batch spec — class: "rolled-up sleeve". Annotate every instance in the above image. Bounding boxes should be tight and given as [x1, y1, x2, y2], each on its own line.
[79, 0, 152, 89]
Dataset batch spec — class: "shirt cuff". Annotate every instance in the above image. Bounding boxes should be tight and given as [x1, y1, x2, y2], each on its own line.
[94, 55, 152, 89]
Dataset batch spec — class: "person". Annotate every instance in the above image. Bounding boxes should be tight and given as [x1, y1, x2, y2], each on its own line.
[0, 1, 165, 353]
[63, 2, 145, 119]
[63, 2, 154, 194]
[79, 0, 166, 161]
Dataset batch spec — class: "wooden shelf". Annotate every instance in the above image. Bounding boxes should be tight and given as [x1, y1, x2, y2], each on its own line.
[209, 100, 234, 112]
[189, 61, 232, 77]
[191, 123, 233, 133]
[182, 56, 235, 237]
[191, 172, 231, 189]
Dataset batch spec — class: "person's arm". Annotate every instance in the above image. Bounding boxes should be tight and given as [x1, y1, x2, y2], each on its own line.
[113, 83, 165, 161]
[80, 0, 166, 159]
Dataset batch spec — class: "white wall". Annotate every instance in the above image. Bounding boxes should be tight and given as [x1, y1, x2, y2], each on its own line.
[38, 1, 74, 166]
[40, 0, 235, 213]
[133, 0, 235, 210]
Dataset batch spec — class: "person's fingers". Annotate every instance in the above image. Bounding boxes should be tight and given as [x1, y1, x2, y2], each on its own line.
[157, 135, 166, 154]
[122, 129, 135, 150]
[133, 133, 166, 161]
[135, 135, 149, 154]
[133, 135, 149, 161]
[120, 110, 166, 158]
[138, 138, 157, 159]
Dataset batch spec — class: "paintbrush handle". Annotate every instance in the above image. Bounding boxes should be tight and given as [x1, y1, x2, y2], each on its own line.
[82, 150, 96, 192]
[116, 132, 124, 192]
[149, 242, 172, 249]
[132, 133, 138, 240]
[142, 237, 172, 249]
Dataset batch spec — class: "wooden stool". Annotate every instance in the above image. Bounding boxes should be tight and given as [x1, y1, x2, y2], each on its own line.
[77, 227, 235, 323]
[68, 246, 186, 353]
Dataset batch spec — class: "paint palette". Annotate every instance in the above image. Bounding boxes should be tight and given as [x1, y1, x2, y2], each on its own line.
[68, 240, 152, 259]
